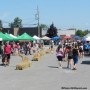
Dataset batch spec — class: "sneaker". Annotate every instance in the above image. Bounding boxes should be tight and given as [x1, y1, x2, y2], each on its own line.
[72, 68, 77, 70]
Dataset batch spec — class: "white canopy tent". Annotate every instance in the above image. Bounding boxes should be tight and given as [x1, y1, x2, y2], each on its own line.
[86, 36, 90, 41]
[33, 35, 40, 40]
[83, 33, 90, 38]
[10, 34, 17, 38]
[41, 36, 51, 40]
[0, 38, 2, 41]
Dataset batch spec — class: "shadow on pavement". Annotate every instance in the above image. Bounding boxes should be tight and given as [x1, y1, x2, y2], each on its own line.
[62, 67, 68, 69]
[48, 66, 58, 68]
[84, 54, 90, 57]
[81, 61, 90, 65]
[0, 64, 5, 66]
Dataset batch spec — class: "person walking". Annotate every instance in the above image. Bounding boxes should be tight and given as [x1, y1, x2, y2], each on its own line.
[67, 46, 73, 69]
[79, 43, 84, 58]
[83, 42, 89, 54]
[72, 45, 80, 70]
[63, 45, 69, 61]
[56, 44, 64, 69]
[4, 42, 11, 66]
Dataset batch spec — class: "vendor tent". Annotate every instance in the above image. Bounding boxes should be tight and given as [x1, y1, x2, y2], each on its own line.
[83, 33, 90, 38]
[82, 38, 86, 42]
[41, 36, 51, 40]
[73, 36, 80, 39]
[0, 38, 2, 41]
[10, 34, 17, 38]
[51, 36, 60, 40]
[0, 32, 11, 41]
[86, 37, 90, 41]
[5, 33, 18, 41]
[64, 36, 71, 39]
[33, 35, 40, 40]
[17, 33, 35, 41]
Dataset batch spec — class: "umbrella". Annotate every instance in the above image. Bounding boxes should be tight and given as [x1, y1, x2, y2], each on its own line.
[64, 36, 71, 39]
[17, 33, 35, 41]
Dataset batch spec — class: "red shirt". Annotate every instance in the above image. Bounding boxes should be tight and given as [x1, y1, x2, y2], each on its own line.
[4, 44, 11, 54]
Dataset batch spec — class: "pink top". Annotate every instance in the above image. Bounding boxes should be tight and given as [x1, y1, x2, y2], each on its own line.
[17, 45, 20, 49]
[4, 44, 11, 54]
[56, 48, 63, 56]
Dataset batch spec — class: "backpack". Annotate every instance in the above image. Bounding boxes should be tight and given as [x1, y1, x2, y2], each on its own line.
[79, 47, 82, 51]
[68, 50, 73, 57]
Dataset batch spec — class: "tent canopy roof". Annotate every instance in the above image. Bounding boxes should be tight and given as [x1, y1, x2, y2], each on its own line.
[17, 33, 35, 41]
[64, 36, 71, 39]
[41, 36, 51, 40]
[0, 32, 11, 41]
[51, 36, 60, 40]
[33, 35, 40, 40]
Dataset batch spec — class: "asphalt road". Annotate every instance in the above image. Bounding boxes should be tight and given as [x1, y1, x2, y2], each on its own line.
[0, 48, 90, 90]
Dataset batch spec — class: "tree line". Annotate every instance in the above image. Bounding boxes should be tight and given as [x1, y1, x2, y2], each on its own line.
[0, 17, 90, 37]
[75, 29, 90, 37]
[0, 17, 48, 30]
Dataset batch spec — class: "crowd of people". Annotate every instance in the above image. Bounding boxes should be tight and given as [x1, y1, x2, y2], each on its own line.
[56, 40, 90, 70]
[0, 41, 42, 66]
[0, 39, 90, 70]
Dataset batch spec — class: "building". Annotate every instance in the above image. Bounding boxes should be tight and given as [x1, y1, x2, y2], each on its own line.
[41, 29, 76, 37]
[2, 27, 42, 37]
[57, 29, 76, 36]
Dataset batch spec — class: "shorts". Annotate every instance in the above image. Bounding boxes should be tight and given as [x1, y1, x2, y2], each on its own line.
[73, 55, 78, 65]
[68, 56, 73, 59]
[57, 56, 63, 61]
[4, 54, 11, 60]
[79, 50, 83, 52]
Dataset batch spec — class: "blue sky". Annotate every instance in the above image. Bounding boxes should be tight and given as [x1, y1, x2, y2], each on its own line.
[0, 0, 90, 30]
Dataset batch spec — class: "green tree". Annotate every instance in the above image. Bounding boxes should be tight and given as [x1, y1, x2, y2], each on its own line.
[76, 30, 84, 37]
[9, 17, 22, 28]
[9, 22, 14, 28]
[83, 29, 90, 35]
[46, 23, 58, 38]
[0, 20, 3, 31]
[40, 24, 48, 30]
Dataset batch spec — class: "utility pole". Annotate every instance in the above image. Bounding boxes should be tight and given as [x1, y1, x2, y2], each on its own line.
[35, 6, 40, 37]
